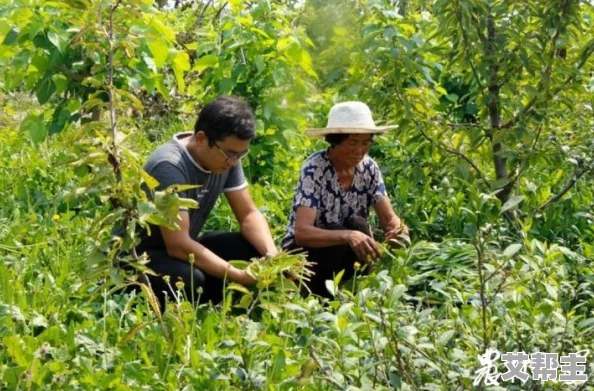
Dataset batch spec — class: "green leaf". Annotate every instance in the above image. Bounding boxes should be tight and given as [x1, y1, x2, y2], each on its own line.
[48, 107, 70, 134]
[270, 350, 286, 382]
[154, 191, 180, 223]
[492, 178, 510, 189]
[178, 198, 199, 209]
[438, 329, 455, 345]
[148, 39, 169, 69]
[544, 283, 558, 301]
[193, 54, 218, 72]
[35, 77, 56, 104]
[260, 302, 283, 316]
[227, 283, 251, 294]
[52, 74, 68, 94]
[153, 75, 169, 98]
[47, 31, 68, 52]
[228, 260, 249, 269]
[2, 28, 18, 45]
[445, 93, 459, 103]
[503, 243, 522, 258]
[20, 114, 47, 144]
[172, 51, 190, 93]
[138, 202, 158, 224]
[501, 196, 524, 213]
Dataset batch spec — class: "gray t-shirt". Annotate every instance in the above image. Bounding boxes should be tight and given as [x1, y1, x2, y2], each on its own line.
[138, 132, 247, 250]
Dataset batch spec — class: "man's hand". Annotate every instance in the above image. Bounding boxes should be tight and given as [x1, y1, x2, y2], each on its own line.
[347, 231, 381, 262]
[260, 250, 278, 262]
[235, 269, 257, 286]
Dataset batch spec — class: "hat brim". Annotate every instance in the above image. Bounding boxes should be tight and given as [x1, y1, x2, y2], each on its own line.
[305, 125, 397, 137]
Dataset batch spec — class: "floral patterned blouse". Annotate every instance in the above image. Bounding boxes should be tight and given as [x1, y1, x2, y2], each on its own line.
[281, 149, 387, 248]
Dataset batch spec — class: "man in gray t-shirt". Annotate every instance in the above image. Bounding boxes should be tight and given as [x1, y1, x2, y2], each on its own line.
[135, 96, 278, 307]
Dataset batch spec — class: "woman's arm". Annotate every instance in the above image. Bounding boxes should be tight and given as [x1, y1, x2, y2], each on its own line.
[374, 197, 409, 237]
[294, 207, 380, 260]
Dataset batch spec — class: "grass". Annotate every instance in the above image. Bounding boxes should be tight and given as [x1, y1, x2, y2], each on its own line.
[1, 96, 593, 390]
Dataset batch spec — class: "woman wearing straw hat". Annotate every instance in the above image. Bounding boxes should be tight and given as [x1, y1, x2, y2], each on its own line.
[281, 101, 409, 298]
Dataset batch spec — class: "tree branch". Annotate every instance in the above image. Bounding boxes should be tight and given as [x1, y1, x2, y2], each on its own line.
[501, 18, 594, 129]
[194, 0, 213, 28]
[485, 8, 511, 206]
[107, 0, 123, 186]
[536, 164, 592, 211]
[395, 91, 488, 184]
[212, 2, 228, 23]
[59, 64, 88, 82]
[417, 122, 488, 184]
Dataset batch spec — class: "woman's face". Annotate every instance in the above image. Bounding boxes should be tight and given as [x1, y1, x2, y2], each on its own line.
[333, 134, 374, 167]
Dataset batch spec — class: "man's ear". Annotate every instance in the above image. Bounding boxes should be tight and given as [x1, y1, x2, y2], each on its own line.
[194, 131, 208, 146]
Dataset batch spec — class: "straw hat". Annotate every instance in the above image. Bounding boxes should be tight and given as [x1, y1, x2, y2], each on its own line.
[305, 101, 397, 137]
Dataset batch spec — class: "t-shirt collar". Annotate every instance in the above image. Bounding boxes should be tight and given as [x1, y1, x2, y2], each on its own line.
[173, 132, 212, 173]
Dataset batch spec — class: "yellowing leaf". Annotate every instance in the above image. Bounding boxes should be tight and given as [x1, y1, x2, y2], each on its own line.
[140, 170, 159, 190]
[148, 39, 169, 69]
[172, 51, 191, 92]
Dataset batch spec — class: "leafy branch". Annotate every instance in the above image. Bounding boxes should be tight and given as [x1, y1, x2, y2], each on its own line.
[394, 90, 488, 185]
[501, 37, 594, 130]
[536, 162, 593, 212]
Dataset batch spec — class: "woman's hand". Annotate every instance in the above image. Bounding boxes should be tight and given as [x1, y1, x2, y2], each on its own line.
[347, 231, 381, 262]
[386, 223, 409, 239]
[385, 225, 411, 248]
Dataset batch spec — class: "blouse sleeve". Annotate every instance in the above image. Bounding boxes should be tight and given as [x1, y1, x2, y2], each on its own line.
[293, 159, 322, 210]
[369, 159, 387, 205]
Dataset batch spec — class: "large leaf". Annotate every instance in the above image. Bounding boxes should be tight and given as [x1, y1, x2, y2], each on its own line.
[20, 114, 46, 144]
[2, 28, 18, 45]
[148, 39, 168, 69]
[172, 51, 190, 92]
[48, 107, 71, 134]
[35, 77, 56, 104]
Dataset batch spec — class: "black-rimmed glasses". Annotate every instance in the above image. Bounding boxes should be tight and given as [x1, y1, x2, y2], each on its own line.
[212, 140, 249, 163]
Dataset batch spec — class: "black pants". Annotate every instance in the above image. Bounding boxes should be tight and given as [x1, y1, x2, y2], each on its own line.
[290, 216, 371, 299]
[134, 232, 259, 308]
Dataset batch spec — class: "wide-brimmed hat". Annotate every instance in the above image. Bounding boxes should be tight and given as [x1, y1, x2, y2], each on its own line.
[305, 101, 397, 137]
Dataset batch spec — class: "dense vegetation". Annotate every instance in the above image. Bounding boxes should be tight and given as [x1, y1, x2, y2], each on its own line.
[1, 0, 593, 389]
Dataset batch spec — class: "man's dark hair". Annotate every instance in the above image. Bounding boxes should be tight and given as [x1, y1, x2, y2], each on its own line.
[194, 96, 256, 144]
[324, 133, 349, 147]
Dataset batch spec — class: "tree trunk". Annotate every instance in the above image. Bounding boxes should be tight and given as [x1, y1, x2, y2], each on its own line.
[486, 10, 510, 205]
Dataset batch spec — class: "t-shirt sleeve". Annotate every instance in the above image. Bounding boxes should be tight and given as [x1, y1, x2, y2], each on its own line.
[369, 159, 387, 204]
[223, 163, 248, 192]
[145, 161, 191, 209]
[293, 159, 322, 210]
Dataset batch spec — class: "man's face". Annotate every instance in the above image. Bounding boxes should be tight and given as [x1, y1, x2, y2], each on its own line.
[204, 134, 251, 173]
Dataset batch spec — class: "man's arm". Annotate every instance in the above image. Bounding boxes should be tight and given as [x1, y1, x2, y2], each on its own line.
[160, 211, 256, 285]
[225, 188, 278, 256]
[374, 197, 409, 237]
